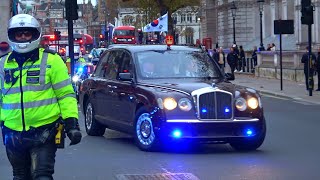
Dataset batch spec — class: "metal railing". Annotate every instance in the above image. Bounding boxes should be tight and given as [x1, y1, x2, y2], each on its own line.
[237, 57, 256, 74]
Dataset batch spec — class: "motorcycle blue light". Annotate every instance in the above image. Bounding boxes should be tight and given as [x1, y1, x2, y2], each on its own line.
[172, 129, 182, 138]
[78, 67, 83, 72]
[201, 108, 207, 113]
[224, 107, 230, 113]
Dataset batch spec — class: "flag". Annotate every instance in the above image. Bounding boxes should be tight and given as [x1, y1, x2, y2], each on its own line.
[143, 13, 168, 32]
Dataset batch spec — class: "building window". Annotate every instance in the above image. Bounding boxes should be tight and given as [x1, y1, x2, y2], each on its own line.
[187, 14, 192, 22]
[181, 14, 186, 22]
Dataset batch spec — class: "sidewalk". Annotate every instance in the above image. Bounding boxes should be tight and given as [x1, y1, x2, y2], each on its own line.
[232, 73, 320, 105]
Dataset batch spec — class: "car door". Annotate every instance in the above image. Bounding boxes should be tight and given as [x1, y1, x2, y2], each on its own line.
[99, 50, 124, 126]
[89, 51, 111, 123]
[111, 50, 137, 129]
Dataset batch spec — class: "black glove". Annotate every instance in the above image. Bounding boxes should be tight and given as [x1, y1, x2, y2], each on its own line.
[64, 118, 82, 145]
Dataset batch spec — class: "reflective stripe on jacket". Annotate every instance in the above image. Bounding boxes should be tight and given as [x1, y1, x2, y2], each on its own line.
[0, 48, 78, 131]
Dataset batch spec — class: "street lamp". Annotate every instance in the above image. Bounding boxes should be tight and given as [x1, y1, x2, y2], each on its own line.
[230, 1, 237, 45]
[197, 17, 201, 41]
[257, 0, 265, 51]
[196, 9, 202, 44]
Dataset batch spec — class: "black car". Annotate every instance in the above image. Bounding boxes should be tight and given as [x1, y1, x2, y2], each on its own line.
[79, 45, 266, 151]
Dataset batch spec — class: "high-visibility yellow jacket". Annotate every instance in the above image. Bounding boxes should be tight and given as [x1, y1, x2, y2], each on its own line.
[0, 48, 78, 131]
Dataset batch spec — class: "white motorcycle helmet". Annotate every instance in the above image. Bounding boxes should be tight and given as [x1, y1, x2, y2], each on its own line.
[7, 14, 41, 53]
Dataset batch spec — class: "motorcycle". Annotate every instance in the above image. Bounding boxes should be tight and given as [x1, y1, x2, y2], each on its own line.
[71, 63, 94, 100]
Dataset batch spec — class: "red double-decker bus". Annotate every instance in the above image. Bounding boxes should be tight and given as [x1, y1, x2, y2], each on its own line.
[82, 34, 94, 53]
[112, 26, 137, 44]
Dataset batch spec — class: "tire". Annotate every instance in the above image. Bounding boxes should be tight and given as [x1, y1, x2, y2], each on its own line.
[230, 117, 267, 151]
[84, 101, 106, 136]
[134, 107, 160, 151]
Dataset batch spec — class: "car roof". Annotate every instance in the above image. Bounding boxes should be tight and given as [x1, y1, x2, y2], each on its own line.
[107, 45, 202, 53]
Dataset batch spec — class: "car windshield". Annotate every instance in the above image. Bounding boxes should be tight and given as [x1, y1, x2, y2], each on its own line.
[134, 50, 221, 79]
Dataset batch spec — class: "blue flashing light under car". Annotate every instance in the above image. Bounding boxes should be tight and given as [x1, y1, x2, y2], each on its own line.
[201, 108, 207, 113]
[172, 129, 182, 138]
[246, 129, 253, 137]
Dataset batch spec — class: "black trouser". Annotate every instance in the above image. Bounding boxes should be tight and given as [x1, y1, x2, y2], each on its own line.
[3, 124, 57, 180]
[230, 64, 236, 76]
[304, 70, 314, 90]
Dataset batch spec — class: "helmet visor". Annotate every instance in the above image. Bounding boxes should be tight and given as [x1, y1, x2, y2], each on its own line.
[8, 27, 40, 43]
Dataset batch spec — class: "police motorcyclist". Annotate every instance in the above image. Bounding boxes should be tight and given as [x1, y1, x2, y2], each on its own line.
[0, 14, 81, 179]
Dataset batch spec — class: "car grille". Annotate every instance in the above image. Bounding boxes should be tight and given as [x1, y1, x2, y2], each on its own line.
[198, 91, 233, 120]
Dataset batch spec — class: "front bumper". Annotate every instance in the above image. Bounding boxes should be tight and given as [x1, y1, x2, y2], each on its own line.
[155, 117, 264, 141]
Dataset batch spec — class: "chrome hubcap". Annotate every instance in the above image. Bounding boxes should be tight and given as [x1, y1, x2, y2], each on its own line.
[136, 113, 155, 146]
[85, 103, 93, 130]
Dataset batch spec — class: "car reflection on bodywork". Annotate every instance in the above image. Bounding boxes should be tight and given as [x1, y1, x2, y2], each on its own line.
[79, 45, 266, 152]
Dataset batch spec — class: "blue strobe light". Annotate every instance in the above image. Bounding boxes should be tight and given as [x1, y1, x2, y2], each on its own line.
[172, 129, 182, 138]
[246, 129, 253, 137]
[224, 107, 230, 113]
[201, 108, 207, 113]
[78, 67, 84, 72]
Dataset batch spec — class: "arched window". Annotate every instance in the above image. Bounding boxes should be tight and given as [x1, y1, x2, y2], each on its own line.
[187, 14, 192, 23]
[181, 14, 186, 22]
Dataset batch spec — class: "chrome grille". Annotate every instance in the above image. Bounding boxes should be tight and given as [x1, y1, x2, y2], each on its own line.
[198, 90, 233, 120]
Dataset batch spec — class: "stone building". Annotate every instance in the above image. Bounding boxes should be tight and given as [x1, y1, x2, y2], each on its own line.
[116, 6, 201, 45]
[200, 0, 320, 51]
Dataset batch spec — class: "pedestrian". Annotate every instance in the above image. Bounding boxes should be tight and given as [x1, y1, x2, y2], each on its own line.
[212, 48, 219, 63]
[232, 44, 239, 72]
[0, 14, 81, 180]
[239, 45, 246, 72]
[218, 47, 225, 71]
[227, 47, 237, 76]
[271, 43, 276, 51]
[252, 46, 258, 66]
[301, 46, 316, 90]
[266, 44, 271, 51]
[316, 48, 320, 91]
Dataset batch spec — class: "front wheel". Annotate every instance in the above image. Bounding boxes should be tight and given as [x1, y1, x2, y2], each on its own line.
[134, 107, 160, 151]
[230, 117, 267, 151]
[85, 101, 106, 136]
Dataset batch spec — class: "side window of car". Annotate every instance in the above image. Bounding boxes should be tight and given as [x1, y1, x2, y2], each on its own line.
[94, 51, 109, 77]
[119, 51, 132, 74]
[104, 50, 123, 80]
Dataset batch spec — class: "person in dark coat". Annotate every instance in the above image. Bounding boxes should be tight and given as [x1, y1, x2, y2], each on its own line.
[227, 47, 237, 76]
[301, 46, 316, 90]
[252, 46, 258, 66]
[316, 48, 320, 91]
[232, 44, 239, 71]
[239, 45, 246, 72]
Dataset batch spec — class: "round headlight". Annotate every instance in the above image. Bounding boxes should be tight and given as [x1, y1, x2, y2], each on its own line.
[178, 98, 192, 111]
[235, 97, 247, 111]
[163, 98, 177, 110]
[247, 97, 259, 109]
